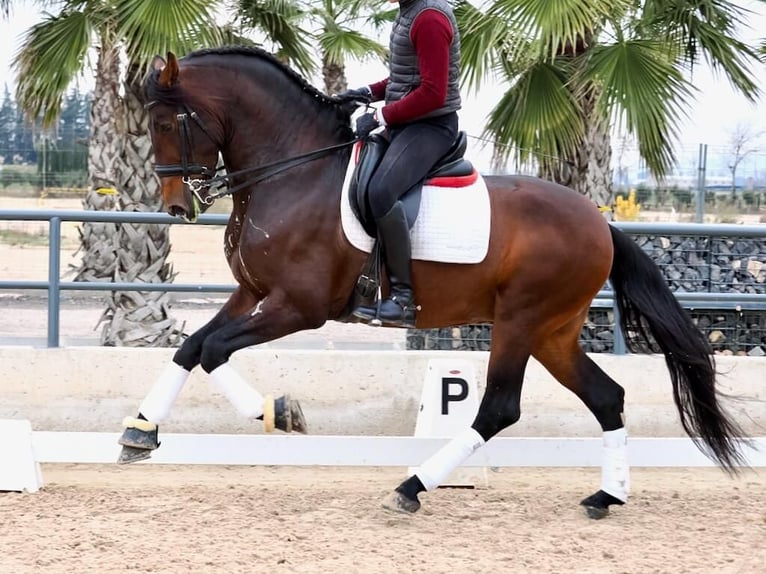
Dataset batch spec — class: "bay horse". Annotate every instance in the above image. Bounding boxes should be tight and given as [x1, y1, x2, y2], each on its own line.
[119, 46, 747, 519]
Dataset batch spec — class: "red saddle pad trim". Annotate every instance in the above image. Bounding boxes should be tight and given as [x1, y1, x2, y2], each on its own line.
[425, 169, 478, 188]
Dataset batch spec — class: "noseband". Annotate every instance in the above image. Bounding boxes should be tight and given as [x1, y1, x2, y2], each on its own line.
[147, 101, 222, 205]
[146, 100, 358, 207]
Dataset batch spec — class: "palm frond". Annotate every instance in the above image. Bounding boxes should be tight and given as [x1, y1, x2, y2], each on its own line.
[486, 61, 584, 168]
[640, 0, 761, 101]
[585, 39, 693, 177]
[456, 0, 519, 91]
[487, 0, 631, 59]
[318, 27, 386, 67]
[13, 9, 92, 124]
[115, 0, 224, 68]
[235, 0, 315, 75]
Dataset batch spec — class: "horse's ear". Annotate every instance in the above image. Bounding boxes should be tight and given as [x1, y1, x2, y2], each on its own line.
[151, 55, 166, 72]
[158, 52, 179, 88]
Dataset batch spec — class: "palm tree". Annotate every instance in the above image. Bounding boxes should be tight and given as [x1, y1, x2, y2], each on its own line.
[307, 0, 391, 94]
[234, 0, 392, 94]
[14, 0, 223, 346]
[456, 0, 763, 208]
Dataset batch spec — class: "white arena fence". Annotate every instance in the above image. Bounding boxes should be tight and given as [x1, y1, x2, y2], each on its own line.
[1, 348, 763, 492]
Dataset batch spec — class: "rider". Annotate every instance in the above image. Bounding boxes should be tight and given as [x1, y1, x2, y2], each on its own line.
[334, 0, 462, 328]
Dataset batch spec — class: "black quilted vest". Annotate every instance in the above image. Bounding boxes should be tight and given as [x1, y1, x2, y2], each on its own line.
[385, 0, 462, 119]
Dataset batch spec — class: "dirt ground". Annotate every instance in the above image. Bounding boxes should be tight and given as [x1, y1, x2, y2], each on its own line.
[0, 465, 764, 574]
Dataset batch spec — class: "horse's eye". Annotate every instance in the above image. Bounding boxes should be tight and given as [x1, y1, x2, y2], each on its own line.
[156, 121, 173, 134]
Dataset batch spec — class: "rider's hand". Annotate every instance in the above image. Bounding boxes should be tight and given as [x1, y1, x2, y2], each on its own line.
[355, 112, 380, 139]
[333, 86, 372, 104]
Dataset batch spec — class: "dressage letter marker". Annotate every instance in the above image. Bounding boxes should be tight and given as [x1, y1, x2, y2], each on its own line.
[409, 359, 488, 488]
[0, 419, 43, 493]
[441, 377, 469, 414]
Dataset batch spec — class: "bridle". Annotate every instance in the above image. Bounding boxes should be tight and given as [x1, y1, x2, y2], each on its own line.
[147, 101, 359, 207]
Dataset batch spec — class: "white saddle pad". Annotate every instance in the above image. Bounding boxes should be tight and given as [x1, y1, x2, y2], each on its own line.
[340, 155, 490, 264]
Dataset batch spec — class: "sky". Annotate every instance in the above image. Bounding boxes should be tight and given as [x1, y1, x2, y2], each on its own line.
[1, 1, 765, 177]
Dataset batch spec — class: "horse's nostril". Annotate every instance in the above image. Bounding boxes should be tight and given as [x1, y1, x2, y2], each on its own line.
[168, 205, 185, 218]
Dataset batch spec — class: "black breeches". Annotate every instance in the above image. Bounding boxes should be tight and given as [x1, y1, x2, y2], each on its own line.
[368, 112, 459, 218]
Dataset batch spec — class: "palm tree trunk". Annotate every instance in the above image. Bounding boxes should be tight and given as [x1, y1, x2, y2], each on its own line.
[74, 30, 121, 282]
[322, 53, 347, 94]
[541, 88, 614, 213]
[72, 38, 181, 346]
[97, 64, 182, 347]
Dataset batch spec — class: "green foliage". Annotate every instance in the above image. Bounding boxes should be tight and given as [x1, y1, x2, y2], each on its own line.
[457, 0, 763, 186]
[634, 184, 651, 205]
[671, 187, 692, 207]
[13, 0, 226, 124]
[0, 86, 90, 189]
[0, 165, 38, 188]
[234, 0, 392, 87]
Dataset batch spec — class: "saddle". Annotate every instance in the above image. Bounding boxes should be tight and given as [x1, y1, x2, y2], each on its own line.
[349, 131, 475, 237]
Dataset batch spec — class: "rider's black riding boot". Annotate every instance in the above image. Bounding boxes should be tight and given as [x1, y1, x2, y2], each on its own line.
[353, 201, 418, 328]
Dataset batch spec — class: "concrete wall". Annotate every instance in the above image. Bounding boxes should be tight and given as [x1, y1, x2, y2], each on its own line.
[1, 347, 764, 438]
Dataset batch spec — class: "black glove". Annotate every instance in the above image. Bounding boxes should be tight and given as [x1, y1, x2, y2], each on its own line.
[333, 86, 372, 104]
[355, 112, 380, 139]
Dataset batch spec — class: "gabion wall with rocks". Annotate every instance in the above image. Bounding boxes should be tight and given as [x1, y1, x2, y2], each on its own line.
[406, 235, 766, 356]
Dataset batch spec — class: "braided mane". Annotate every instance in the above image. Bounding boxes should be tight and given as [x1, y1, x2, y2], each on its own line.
[144, 45, 353, 136]
[144, 46, 349, 112]
[183, 46, 343, 107]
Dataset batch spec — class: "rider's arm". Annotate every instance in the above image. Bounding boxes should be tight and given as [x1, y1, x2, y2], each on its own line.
[378, 9, 453, 126]
[369, 79, 389, 102]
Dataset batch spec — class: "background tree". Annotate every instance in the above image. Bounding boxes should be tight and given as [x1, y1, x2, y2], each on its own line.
[456, 0, 763, 208]
[0, 85, 17, 164]
[727, 123, 764, 200]
[14, 0, 224, 346]
[307, 0, 391, 94]
[234, 0, 392, 94]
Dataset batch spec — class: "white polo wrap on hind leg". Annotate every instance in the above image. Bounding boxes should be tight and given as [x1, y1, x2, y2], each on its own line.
[209, 362, 264, 418]
[138, 361, 190, 423]
[601, 427, 630, 502]
[415, 428, 485, 491]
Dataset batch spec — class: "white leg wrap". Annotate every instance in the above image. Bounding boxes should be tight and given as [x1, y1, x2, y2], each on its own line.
[601, 428, 630, 502]
[209, 362, 264, 418]
[415, 428, 485, 491]
[137, 362, 190, 423]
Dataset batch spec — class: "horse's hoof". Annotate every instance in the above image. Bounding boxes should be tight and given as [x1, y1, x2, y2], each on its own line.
[580, 489, 625, 520]
[118, 418, 160, 450]
[381, 490, 421, 514]
[582, 504, 610, 520]
[271, 394, 308, 434]
[117, 445, 153, 465]
[286, 398, 308, 434]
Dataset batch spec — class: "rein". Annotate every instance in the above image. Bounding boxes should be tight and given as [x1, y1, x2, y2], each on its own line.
[148, 101, 358, 206]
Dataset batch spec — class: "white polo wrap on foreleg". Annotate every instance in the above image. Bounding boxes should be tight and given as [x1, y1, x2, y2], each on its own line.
[601, 427, 630, 502]
[415, 428, 485, 491]
[138, 361, 190, 423]
[209, 362, 264, 418]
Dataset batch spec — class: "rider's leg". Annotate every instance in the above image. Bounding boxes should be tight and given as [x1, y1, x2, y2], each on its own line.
[352, 113, 457, 327]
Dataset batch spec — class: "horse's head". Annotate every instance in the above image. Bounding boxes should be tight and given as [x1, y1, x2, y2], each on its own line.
[144, 52, 223, 222]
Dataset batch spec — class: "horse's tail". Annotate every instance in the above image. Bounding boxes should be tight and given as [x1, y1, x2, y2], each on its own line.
[607, 225, 747, 472]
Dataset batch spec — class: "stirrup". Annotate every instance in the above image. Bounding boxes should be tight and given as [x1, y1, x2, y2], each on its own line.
[351, 285, 384, 326]
[379, 295, 419, 328]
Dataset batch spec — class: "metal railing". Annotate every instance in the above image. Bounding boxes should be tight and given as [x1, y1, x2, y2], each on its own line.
[1, 208, 765, 349]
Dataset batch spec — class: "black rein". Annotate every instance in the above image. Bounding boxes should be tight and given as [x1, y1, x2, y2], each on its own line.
[147, 101, 359, 205]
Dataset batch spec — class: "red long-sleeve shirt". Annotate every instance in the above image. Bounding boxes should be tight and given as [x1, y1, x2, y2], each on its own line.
[369, 9, 454, 126]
